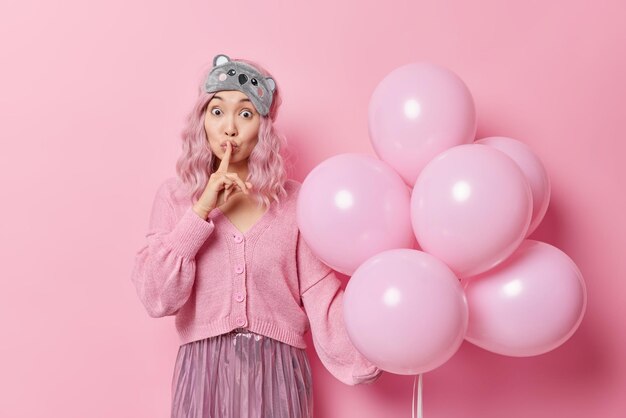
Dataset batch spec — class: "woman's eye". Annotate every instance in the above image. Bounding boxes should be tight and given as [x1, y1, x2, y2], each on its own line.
[211, 108, 221, 116]
[241, 110, 252, 118]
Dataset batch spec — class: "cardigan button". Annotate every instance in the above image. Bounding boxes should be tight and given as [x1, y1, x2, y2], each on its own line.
[235, 265, 244, 274]
[236, 317, 246, 327]
[235, 292, 245, 302]
[233, 234, 243, 243]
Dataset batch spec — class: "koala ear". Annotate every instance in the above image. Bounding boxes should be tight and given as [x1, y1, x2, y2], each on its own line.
[265, 77, 276, 93]
[213, 54, 231, 67]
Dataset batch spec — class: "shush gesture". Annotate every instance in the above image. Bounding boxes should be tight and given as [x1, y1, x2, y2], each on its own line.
[212, 141, 253, 201]
[194, 141, 253, 217]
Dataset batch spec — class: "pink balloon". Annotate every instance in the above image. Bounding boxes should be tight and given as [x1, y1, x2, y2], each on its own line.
[411, 143, 533, 278]
[463, 240, 587, 357]
[297, 154, 416, 275]
[368, 62, 477, 186]
[344, 249, 468, 375]
[475, 136, 551, 236]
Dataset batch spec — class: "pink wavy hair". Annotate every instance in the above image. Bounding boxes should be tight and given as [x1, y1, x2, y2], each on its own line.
[175, 57, 289, 209]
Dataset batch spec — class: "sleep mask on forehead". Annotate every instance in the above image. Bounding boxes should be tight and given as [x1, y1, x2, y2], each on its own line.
[203, 53, 276, 116]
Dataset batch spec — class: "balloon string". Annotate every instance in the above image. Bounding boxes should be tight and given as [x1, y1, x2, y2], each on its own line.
[412, 374, 423, 418]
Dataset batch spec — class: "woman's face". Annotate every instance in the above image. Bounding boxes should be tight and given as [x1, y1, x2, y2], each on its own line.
[204, 90, 261, 165]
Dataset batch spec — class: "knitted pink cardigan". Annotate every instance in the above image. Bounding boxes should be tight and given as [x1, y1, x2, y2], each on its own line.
[131, 177, 382, 385]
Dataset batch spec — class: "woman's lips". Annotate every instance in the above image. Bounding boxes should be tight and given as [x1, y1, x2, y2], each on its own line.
[221, 143, 239, 151]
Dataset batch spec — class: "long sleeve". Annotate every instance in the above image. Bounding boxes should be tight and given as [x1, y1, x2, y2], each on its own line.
[130, 181, 216, 318]
[297, 231, 383, 386]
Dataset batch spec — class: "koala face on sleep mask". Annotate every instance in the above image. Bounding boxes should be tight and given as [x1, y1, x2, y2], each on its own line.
[203, 54, 276, 116]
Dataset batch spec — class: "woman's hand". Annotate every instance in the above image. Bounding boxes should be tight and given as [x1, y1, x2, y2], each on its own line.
[193, 141, 253, 219]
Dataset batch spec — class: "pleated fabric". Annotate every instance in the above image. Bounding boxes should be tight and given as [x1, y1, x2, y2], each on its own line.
[170, 328, 314, 418]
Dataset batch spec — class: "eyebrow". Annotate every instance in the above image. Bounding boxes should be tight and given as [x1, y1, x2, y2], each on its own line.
[212, 95, 251, 103]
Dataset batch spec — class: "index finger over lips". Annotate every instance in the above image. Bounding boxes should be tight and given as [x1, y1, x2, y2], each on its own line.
[216, 141, 232, 173]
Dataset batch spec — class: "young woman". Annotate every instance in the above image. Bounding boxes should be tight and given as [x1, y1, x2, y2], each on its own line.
[131, 53, 382, 418]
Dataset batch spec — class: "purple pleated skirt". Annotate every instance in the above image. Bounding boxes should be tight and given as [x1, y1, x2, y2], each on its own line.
[170, 328, 314, 418]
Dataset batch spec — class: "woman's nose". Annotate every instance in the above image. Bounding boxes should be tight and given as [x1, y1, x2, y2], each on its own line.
[224, 117, 237, 136]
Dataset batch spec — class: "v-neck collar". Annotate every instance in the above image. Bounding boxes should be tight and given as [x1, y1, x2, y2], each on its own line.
[209, 202, 275, 239]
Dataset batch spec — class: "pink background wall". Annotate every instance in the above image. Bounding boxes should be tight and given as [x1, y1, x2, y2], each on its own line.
[1, 0, 624, 417]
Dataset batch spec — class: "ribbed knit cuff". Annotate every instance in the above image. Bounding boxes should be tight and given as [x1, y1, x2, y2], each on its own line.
[352, 350, 383, 385]
[164, 206, 215, 259]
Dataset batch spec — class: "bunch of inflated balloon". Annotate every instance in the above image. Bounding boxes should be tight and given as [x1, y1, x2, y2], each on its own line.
[296, 62, 587, 416]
